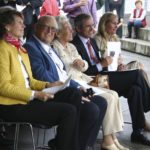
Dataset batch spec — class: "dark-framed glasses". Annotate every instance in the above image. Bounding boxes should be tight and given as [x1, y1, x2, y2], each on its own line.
[40, 24, 58, 32]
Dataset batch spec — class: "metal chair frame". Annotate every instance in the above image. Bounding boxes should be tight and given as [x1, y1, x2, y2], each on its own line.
[0, 121, 54, 150]
[0, 121, 35, 150]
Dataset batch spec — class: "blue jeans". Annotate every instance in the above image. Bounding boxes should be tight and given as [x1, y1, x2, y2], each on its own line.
[127, 20, 143, 37]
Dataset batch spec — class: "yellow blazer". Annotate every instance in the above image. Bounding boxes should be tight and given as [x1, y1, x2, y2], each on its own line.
[0, 40, 47, 105]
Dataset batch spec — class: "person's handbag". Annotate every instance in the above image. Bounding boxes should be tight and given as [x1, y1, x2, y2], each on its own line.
[125, 61, 143, 70]
[88, 74, 110, 89]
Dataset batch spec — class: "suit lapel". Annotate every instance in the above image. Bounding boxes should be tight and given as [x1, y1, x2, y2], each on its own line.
[75, 35, 91, 64]
[75, 35, 101, 64]
[32, 36, 59, 78]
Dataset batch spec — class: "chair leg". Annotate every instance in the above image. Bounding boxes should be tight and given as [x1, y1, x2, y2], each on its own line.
[36, 128, 50, 150]
[43, 128, 46, 145]
[27, 123, 36, 150]
[14, 123, 20, 150]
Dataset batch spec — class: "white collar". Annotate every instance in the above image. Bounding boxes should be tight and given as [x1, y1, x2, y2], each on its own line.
[34, 35, 52, 53]
[78, 34, 90, 44]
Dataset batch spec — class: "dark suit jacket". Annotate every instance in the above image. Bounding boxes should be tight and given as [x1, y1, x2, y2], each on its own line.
[0, 0, 16, 7]
[17, 0, 43, 25]
[72, 35, 101, 76]
[24, 36, 80, 88]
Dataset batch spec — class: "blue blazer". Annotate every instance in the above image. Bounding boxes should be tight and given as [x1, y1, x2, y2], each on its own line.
[24, 36, 80, 88]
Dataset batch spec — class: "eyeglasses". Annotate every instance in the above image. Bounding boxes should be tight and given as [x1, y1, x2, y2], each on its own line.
[40, 24, 58, 32]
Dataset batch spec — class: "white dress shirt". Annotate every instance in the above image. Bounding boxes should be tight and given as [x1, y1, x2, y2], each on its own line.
[130, 8, 146, 21]
[18, 54, 34, 100]
[35, 36, 68, 82]
[78, 35, 103, 71]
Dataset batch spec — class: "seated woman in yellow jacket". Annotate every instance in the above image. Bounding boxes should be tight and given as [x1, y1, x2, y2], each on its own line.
[0, 8, 88, 150]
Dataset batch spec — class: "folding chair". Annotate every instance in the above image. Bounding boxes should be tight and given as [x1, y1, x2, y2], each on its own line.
[0, 120, 35, 150]
[0, 120, 54, 150]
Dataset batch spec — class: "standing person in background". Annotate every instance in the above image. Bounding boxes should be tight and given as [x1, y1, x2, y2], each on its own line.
[0, 0, 16, 8]
[96, 0, 104, 10]
[40, 0, 60, 17]
[63, 0, 97, 30]
[126, 0, 147, 39]
[16, 0, 44, 39]
[105, 0, 125, 38]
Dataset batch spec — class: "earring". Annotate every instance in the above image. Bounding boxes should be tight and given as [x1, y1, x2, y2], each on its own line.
[6, 28, 10, 31]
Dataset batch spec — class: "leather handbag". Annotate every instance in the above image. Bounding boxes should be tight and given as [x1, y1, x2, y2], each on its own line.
[88, 74, 109, 89]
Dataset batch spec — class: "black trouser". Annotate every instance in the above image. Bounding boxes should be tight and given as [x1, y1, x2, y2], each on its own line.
[87, 96, 107, 146]
[0, 100, 76, 150]
[0, 87, 107, 150]
[101, 70, 150, 131]
[0, 87, 81, 150]
[54, 88, 107, 150]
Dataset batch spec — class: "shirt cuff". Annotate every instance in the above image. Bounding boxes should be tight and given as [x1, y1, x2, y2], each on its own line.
[96, 63, 103, 72]
[29, 91, 35, 101]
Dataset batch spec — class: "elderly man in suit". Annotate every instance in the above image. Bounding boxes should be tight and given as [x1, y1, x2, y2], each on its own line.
[24, 15, 107, 150]
[72, 13, 150, 146]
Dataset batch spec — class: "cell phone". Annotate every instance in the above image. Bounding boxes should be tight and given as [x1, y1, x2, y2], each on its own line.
[82, 88, 95, 98]
[110, 51, 115, 57]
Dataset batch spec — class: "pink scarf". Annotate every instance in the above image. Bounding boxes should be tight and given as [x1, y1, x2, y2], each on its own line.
[4, 34, 26, 53]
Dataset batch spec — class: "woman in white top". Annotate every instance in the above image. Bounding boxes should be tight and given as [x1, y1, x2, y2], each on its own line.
[94, 11, 150, 88]
[52, 15, 129, 150]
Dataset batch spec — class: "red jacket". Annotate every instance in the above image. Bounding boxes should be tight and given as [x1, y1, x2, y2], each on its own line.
[133, 8, 147, 27]
[40, 0, 60, 16]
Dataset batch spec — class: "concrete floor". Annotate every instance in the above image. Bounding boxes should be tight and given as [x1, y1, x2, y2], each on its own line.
[94, 50, 150, 149]
[0, 50, 150, 150]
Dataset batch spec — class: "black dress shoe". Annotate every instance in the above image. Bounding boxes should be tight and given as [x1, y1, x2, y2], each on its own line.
[125, 35, 131, 38]
[48, 139, 56, 150]
[0, 134, 14, 145]
[133, 36, 138, 39]
[131, 131, 150, 146]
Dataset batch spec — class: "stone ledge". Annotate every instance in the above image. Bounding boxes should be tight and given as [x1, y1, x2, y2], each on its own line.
[122, 24, 150, 42]
[121, 38, 150, 57]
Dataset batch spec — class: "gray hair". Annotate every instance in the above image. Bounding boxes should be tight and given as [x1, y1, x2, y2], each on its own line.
[0, 6, 15, 14]
[55, 15, 69, 31]
[35, 15, 58, 33]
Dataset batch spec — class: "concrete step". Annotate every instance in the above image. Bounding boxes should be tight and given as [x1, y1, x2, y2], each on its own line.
[122, 24, 150, 42]
[121, 38, 150, 57]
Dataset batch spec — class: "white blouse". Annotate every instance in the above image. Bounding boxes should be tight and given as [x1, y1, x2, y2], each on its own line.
[53, 40, 92, 83]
